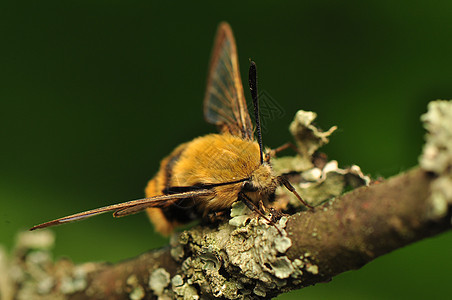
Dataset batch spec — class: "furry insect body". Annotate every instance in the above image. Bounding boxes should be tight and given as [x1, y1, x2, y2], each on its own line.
[145, 133, 278, 235]
[29, 22, 312, 234]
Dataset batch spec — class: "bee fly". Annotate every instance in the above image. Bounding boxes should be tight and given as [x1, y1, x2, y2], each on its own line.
[30, 22, 312, 235]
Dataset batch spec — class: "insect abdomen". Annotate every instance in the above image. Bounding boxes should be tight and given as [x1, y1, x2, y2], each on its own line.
[145, 134, 261, 235]
[145, 142, 190, 235]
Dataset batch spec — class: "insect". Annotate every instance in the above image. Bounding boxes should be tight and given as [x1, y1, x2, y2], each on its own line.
[30, 22, 312, 235]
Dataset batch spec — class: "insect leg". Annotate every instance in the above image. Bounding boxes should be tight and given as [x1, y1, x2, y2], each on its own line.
[277, 176, 314, 209]
[239, 192, 282, 235]
[259, 199, 285, 225]
[265, 142, 300, 161]
[258, 199, 267, 213]
[205, 209, 229, 224]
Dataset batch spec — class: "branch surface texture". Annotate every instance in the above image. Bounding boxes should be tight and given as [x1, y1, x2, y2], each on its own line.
[1, 100, 451, 300]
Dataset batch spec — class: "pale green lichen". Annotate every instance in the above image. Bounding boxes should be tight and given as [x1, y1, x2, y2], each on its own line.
[126, 275, 145, 300]
[0, 247, 14, 300]
[271, 155, 313, 174]
[272, 110, 336, 174]
[59, 266, 88, 294]
[270, 257, 295, 279]
[129, 288, 145, 300]
[172, 281, 199, 300]
[36, 276, 54, 294]
[6, 230, 84, 300]
[167, 202, 320, 299]
[289, 110, 337, 164]
[170, 234, 185, 262]
[272, 111, 369, 208]
[274, 230, 292, 253]
[171, 275, 184, 287]
[162, 110, 368, 299]
[420, 100, 452, 219]
[15, 230, 55, 252]
[275, 160, 370, 208]
[229, 201, 252, 227]
[170, 272, 200, 299]
[149, 268, 170, 296]
[305, 263, 319, 275]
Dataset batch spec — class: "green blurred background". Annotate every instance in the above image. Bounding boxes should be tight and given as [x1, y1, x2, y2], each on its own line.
[1, 1, 452, 299]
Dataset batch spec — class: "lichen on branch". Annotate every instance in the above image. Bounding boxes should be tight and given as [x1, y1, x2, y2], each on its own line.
[420, 100, 452, 218]
[2, 102, 452, 299]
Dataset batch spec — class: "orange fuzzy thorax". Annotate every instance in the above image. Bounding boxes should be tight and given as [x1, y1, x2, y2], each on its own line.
[145, 134, 265, 235]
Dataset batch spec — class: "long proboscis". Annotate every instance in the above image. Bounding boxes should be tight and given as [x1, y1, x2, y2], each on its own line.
[29, 189, 213, 231]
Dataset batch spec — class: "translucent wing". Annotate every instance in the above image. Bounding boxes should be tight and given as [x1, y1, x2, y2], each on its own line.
[30, 189, 213, 230]
[204, 22, 253, 139]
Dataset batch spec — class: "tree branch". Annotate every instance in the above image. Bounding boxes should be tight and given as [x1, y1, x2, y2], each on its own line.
[286, 167, 450, 285]
[2, 101, 452, 299]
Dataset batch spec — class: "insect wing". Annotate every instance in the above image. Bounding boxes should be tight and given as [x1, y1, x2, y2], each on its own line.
[30, 190, 213, 230]
[203, 22, 253, 139]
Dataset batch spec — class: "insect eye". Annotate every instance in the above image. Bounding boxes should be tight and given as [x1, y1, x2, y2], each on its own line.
[242, 181, 258, 192]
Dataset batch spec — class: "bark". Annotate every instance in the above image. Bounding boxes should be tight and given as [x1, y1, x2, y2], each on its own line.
[2, 168, 450, 300]
[2, 101, 451, 299]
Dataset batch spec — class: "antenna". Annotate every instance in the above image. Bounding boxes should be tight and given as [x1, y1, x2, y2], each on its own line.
[248, 60, 264, 164]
